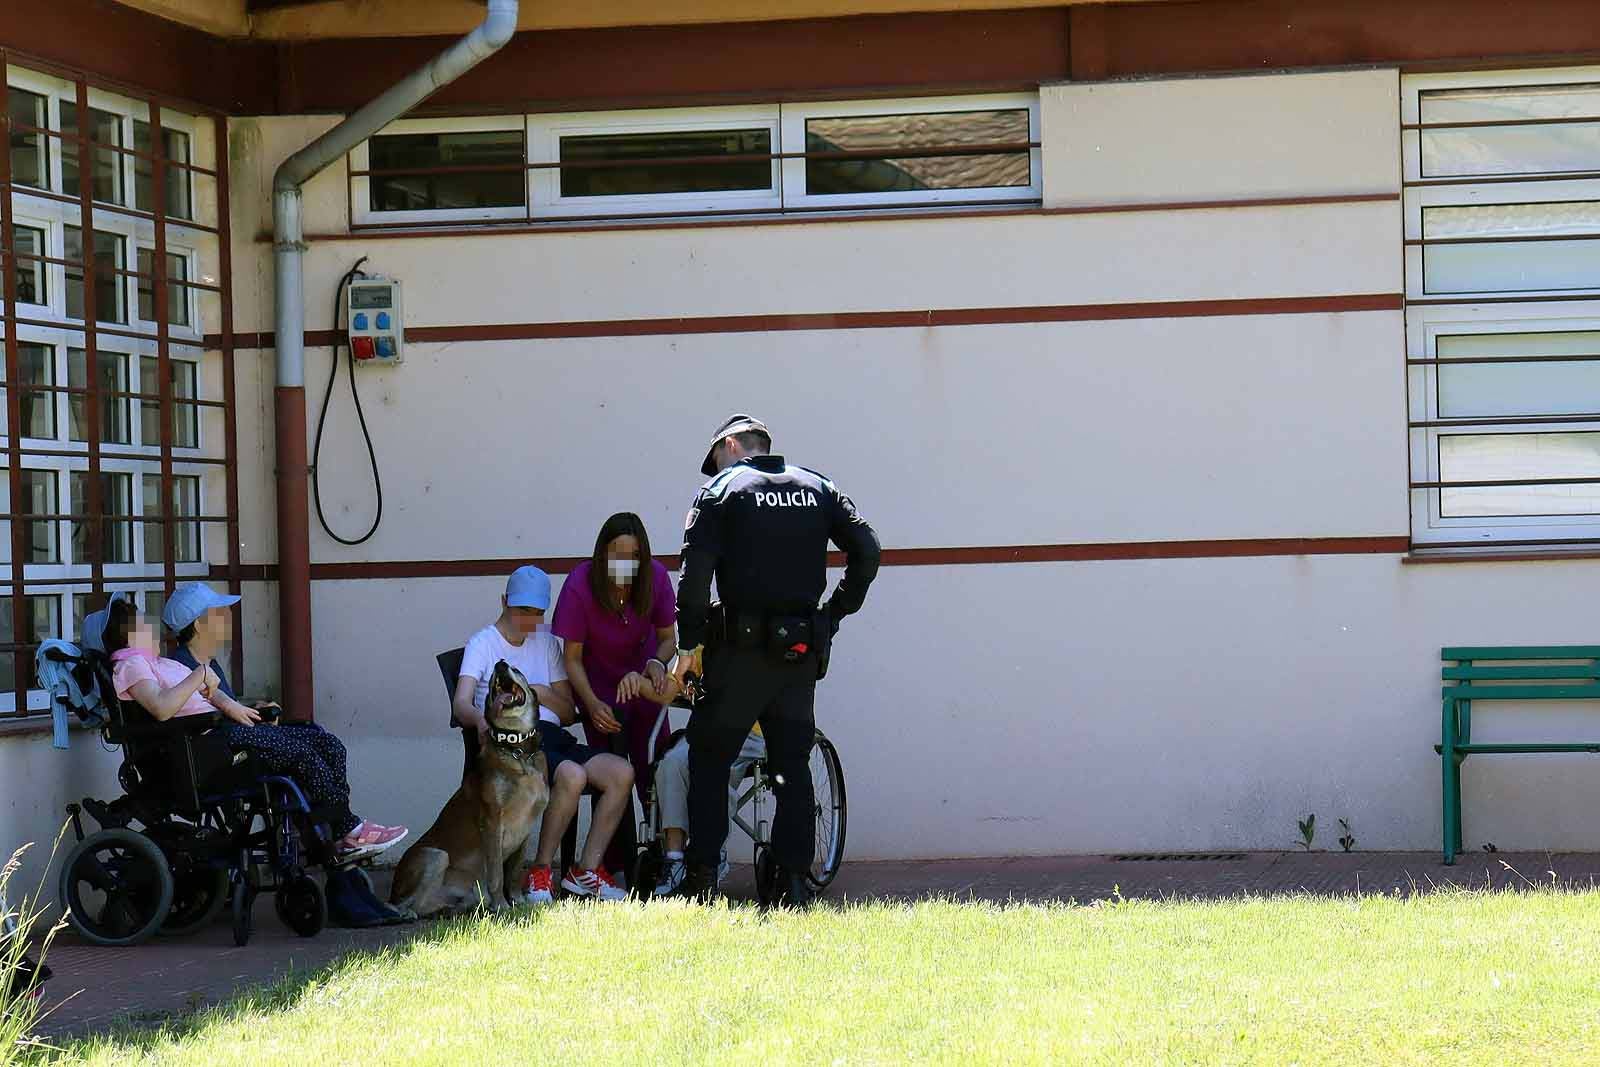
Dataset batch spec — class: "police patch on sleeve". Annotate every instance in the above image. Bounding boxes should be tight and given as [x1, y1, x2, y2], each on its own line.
[685, 507, 699, 530]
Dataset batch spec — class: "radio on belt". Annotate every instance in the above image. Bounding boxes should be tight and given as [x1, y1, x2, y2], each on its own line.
[345, 276, 404, 366]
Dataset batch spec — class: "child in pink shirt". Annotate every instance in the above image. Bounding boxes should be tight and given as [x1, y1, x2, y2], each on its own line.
[101, 598, 404, 860]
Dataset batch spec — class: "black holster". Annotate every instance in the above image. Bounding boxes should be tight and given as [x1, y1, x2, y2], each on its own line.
[714, 603, 833, 680]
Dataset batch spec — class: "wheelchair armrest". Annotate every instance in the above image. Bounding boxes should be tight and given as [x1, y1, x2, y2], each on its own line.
[110, 711, 224, 742]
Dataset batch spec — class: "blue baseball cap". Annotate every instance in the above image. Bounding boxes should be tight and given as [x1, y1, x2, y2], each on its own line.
[162, 582, 242, 633]
[505, 566, 551, 611]
[79, 592, 134, 654]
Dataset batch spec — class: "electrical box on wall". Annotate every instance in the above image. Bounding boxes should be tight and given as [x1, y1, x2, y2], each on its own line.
[346, 276, 404, 366]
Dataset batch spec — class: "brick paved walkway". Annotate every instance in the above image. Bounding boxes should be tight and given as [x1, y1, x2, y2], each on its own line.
[26, 850, 1600, 1039]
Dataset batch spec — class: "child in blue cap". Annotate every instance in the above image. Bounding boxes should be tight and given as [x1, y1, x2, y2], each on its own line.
[451, 565, 634, 903]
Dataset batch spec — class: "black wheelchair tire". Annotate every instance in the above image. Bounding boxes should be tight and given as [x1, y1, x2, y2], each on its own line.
[753, 846, 780, 907]
[231, 879, 256, 947]
[807, 731, 847, 890]
[58, 828, 175, 948]
[630, 847, 663, 902]
[159, 865, 229, 937]
[274, 875, 327, 938]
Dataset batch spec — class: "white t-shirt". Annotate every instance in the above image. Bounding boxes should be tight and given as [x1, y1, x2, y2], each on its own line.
[460, 624, 567, 726]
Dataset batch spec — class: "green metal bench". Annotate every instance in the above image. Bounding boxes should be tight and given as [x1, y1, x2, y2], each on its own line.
[1437, 646, 1600, 865]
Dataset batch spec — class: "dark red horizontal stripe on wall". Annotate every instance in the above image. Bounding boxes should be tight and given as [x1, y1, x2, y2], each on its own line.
[215, 536, 1409, 582]
[212, 293, 1401, 351]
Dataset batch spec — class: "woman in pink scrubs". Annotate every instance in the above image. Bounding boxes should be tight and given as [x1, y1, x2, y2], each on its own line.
[551, 512, 678, 869]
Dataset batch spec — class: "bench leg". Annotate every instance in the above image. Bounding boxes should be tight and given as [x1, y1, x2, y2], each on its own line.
[1442, 747, 1461, 866]
[1452, 759, 1465, 859]
[1441, 696, 1459, 866]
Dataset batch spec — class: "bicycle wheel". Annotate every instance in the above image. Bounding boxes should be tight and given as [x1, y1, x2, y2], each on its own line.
[806, 730, 846, 889]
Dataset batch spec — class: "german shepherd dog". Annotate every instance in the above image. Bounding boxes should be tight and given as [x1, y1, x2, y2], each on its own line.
[390, 661, 549, 916]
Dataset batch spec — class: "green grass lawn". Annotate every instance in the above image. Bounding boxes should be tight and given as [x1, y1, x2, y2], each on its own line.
[30, 889, 1600, 1066]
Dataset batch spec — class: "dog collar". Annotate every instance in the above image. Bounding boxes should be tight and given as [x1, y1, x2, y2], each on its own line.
[487, 726, 541, 764]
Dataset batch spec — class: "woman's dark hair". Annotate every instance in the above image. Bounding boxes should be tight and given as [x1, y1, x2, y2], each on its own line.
[103, 597, 137, 654]
[587, 512, 654, 618]
[176, 622, 198, 646]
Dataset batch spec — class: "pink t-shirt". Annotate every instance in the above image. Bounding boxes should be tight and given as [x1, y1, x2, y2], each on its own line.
[551, 560, 676, 706]
[112, 652, 214, 718]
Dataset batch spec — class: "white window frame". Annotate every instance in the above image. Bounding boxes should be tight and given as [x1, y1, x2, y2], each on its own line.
[1408, 302, 1600, 547]
[528, 104, 781, 218]
[349, 93, 1043, 228]
[1405, 177, 1600, 301]
[4, 218, 51, 315]
[779, 92, 1041, 212]
[4, 71, 53, 193]
[135, 242, 199, 338]
[350, 114, 528, 227]
[66, 343, 134, 448]
[3, 66, 210, 715]
[1404, 66, 1600, 550]
[1400, 64, 1600, 184]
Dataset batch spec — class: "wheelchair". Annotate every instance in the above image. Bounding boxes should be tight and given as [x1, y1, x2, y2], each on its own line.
[628, 687, 848, 905]
[48, 648, 333, 947]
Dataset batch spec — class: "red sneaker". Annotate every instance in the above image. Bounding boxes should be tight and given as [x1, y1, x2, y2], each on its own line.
[522, 866, 554, 906]
[561, 866, 625, 901]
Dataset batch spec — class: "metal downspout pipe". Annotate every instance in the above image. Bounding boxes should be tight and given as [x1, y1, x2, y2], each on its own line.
[270, 0, 518, 718]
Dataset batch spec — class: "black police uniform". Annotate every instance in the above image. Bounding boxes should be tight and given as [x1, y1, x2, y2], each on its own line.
[677, 453, 880, 887]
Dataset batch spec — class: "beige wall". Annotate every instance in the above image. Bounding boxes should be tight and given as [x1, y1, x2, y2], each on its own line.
[316, 556, 1600, 861]
[1042, 69, 1401, 206]
[1, 737, 123, 907]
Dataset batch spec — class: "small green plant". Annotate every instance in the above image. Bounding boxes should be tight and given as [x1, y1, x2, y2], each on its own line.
[1297, 813, 1316, 851]
[3, 840, 65, 1066]
[1338, 819, 1356, 853]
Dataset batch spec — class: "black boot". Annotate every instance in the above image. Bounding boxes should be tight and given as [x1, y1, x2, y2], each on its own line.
[667, 862, 718, 903]
[775, 870, 814, 910]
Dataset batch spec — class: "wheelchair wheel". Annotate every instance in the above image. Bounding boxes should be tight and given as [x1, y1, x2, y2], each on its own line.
[630, 847, 663, 901]
[58, 829, 175, 947]
[807, 731, 847, 890]
[274, 875, 327, 938]
[231, 876, 257, 947]
[159, 866, 228, 937]
[753, 846, 780, 908]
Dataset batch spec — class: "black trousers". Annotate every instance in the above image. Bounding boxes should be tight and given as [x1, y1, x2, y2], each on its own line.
[686, 644, 817, 872]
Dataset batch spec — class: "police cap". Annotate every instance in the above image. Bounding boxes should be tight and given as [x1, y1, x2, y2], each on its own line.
[701, 413, 771, 476]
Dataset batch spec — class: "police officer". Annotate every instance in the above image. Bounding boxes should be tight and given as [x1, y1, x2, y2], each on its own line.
[668, 414, 880, 906]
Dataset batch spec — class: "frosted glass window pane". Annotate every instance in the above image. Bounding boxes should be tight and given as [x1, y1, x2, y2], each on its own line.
[1421, 124, 1600, 178]
[1424, 239, 1600, 293]
[1438, 331, 1600, 359]
[1439, 362, 1600, 417]
[1424, 201, 1600, 239]
[1421, 84, 1600, 124]
[1436, 331, 1600, 418]
[1440, 432, 1600, 516]
[1420, 84, 1600, 177]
